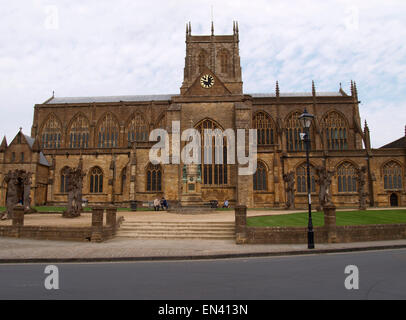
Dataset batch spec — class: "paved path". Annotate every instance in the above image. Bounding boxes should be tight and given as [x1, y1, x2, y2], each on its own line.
[1, 236, 406, 262]
[0, 207, 405, 262]
[1, 207, 405, 226]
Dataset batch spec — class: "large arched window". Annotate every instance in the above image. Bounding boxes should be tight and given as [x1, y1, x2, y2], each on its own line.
[320, 111, 348, 150]
[198, 50, 208, 73]
[383, 161, 403, 190]
[285, 111, 314, 152]
[41, 114, 62, 149]
[296, 164, 316, 193]
[60, 167, 70, 193]
[195, 119, 228, 186]
[68, 114, 89, 148]
[146, 163, 162, 192]
[90, 167, 103, 193]
[253, 161, 267, 191]
[337, 162, 357, 193]
[97, 113, 119, 148]
[254, 112, 276, 145]
[127, 113, 148, 143]
[218, 49, 230, 74]
[155, 113, 166, 130]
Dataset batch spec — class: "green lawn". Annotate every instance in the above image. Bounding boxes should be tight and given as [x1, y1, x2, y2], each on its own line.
[247, 210, 406, 227]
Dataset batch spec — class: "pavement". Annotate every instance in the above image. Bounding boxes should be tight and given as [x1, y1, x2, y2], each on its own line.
[0, 208, 406, 263]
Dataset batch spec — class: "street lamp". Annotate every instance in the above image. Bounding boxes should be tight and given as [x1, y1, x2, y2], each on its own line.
[299, 108, 315, 249]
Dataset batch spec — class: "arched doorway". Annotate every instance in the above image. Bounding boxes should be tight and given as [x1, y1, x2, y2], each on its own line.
[390, 193, 398, 207]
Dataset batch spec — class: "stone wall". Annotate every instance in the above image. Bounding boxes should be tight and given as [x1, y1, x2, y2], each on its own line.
[0, 206, 122, 242]
[235, 205, 406, 244]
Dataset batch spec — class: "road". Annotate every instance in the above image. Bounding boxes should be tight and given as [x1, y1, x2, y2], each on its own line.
[0, 249, 406, 300]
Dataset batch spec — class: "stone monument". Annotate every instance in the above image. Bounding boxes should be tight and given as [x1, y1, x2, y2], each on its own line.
[62, 161, 86, 218]
[315, 165, 335, 211]
[283, 171, 295, 209]
[1, 169, 35, 220]
[356, 165, 368, 210]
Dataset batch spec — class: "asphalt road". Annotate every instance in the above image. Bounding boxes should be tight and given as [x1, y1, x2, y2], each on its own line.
[1, 249, 406, 300]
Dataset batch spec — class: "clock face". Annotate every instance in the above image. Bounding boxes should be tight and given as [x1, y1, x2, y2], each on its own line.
[200, 74, 214, 88]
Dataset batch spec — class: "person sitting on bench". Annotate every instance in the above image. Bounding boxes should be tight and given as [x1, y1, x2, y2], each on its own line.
[222, 200, 229, 208]
[161, 197, 169, 210]
[153, 198, 160, 211]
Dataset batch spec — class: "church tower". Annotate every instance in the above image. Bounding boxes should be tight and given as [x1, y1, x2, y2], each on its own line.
[180, 21, 243, 95]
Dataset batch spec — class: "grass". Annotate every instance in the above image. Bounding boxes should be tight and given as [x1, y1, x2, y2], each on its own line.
[247, 210, 406, 227]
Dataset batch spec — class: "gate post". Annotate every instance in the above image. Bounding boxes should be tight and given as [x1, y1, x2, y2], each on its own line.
[323, 204, 337, 243]
[91, 207, 104, 242]
[235, 205, 248, 244]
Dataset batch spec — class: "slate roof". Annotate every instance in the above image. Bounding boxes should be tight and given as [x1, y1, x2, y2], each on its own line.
[45, 95, 177, 104]
[44, 91, 345, 104]
[23, 134, 50, 167]
[380, 136, 406, 149]
[251, 92, 345, 98]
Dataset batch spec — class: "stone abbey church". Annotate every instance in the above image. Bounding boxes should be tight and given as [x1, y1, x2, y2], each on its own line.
[0, 22, 405, 209]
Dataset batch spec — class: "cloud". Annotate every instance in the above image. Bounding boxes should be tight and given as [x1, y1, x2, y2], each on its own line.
[0, 0, 405, 148]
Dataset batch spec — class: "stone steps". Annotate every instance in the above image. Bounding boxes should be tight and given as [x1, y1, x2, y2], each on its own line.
[116, 221, 235, 240]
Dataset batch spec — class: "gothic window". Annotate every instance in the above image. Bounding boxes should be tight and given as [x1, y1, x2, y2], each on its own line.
[127, 113, 148, 143]
[254, 112, 275, 145]
[198, 50, 207, 73]
[195, 119, 228, 186]
[90, 167, 103, 193]
[337, 162, 357, 193]
[383, 161, 403, 190]
[69, 114, 90, 148]
[219, 49, 230, 74]
[98, 113, 119, 148]
[146, 163, 162, 192]
[285, 111, 314, 152]
[60, 167, 70, 193]
[155, 114, 166, 130]
[253, 162, 267, 191]
[41, 114, 62, 149]
[296, 164, 316, 193]
[321, 111, 348, 150]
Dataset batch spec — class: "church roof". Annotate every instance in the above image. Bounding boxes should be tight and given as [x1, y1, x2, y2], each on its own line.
[44, 91, 345, 104]
[380, 136, 406, 149]
[45, 94, 177, 104]
[22, 134, 50, 167]
[250, 91, 345, 98]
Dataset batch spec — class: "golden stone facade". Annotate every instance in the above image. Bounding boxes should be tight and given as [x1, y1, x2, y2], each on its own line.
[0, 23, 405, 208]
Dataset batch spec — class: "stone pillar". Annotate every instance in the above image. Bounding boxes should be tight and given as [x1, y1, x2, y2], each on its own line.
[235, 205, 248, 244]
[12, 204, 24, 227]
[91, 207, 104, 243]
[106, 206, 117, 234]
[323, 204, 337, 243]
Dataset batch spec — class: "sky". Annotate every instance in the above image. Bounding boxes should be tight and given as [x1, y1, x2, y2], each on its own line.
[0, 0, 405, 148]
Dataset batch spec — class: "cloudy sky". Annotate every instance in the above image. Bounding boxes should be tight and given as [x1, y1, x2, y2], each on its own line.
[1, 0, 405, 147]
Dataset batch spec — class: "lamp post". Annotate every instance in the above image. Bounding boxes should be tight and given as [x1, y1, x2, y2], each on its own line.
[299, 108, 315, 249]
